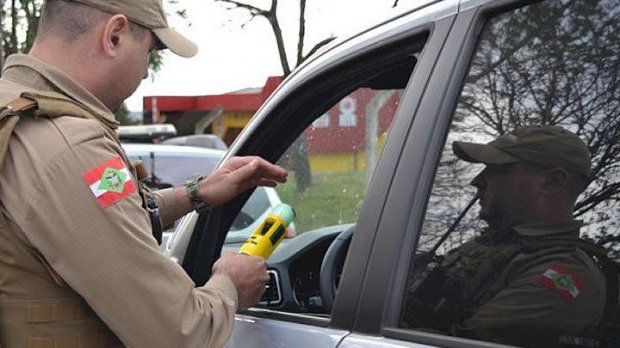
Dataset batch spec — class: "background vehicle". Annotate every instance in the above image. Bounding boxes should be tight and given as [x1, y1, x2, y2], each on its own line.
[117, 124, 177, 143]
[161, 134, 228, 150]
[164, 0, 620, 347]
[122, 143, 293, 251]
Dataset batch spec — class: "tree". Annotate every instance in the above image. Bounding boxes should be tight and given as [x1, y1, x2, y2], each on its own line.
[216, 0, 334, 76]
[216, 0, 339, 191]
[0, 0, 39, 61]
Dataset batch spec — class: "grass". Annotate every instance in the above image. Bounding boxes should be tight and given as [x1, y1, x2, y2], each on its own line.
[275, 171, 368, 233]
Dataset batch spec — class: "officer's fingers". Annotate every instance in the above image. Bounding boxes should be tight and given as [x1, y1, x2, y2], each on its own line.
[222, 156, 261, 171]
[257, 178, 279, 187]
[220, 251, 236, 258]
[243, 255, 266, 271]
[261, 271, 270, 283]
[229, 159, 262, 185]
[254, 159, 287, 183]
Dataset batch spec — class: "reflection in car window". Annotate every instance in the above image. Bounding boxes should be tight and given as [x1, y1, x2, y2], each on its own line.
[401, 1, 619, 347]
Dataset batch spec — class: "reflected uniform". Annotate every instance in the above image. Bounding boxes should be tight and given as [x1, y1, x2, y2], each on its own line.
[406, 221, 606, 347]
[0, 55, 237, 347]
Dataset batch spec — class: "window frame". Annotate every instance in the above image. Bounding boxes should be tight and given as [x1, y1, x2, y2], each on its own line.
[180, 17, 450, 332]
[376, 0, 565, 346]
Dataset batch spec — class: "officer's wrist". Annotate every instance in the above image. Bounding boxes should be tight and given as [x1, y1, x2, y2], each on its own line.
[184, 175, 211, 214]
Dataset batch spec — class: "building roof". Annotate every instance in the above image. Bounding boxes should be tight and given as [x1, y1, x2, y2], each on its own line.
[143, 76, 284, 113]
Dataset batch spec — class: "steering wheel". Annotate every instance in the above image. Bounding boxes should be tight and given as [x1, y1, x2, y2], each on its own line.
[319, 225, 355, 313]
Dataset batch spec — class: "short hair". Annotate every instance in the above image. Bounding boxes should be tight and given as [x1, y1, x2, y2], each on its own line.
[37, 0, 148, 43]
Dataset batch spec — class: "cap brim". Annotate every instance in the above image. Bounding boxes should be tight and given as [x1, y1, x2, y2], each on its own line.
[152, 27, 198, 58]
[452, 141, 520, 164]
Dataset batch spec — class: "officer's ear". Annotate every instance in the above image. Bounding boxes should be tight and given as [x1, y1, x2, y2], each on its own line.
[540, 167, 569, 195]
[102, 14, 130, 57]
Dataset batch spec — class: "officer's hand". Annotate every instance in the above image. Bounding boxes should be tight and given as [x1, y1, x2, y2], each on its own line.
[200, 156, 287, 207]
[212, 252, 269, 309]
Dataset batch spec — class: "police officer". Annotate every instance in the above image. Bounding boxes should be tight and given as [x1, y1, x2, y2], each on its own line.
[0, 1, 287, 347]
[405, 126, 606, 347]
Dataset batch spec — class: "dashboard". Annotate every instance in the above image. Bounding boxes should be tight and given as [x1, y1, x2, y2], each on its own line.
[224, 224, 354, 315]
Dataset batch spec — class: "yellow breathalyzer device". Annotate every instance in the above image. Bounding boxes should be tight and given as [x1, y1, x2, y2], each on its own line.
[240, 203, 295, 260]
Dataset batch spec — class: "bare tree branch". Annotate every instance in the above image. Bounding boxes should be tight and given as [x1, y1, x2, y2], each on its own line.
[215, 0, 267, 17]
[265, 0, 291, 75]
[302, 37, 335, 62]
[217, 0, 291, 75]
[296, 0, 306, 66]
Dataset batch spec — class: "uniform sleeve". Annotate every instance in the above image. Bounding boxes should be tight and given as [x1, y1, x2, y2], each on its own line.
[456, 253, 606, 346]
[150, 187, 184, 229]
[15, 133, 238, 348]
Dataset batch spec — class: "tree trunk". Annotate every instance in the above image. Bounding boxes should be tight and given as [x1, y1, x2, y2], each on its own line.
[365, 91, 395, 184]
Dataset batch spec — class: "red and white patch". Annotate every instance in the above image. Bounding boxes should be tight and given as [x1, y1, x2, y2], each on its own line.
[537, 264, 582, 302]
[82, 156, 135, 208]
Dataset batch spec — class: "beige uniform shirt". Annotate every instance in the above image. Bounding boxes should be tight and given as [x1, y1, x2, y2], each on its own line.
[0, 55, 237, 347]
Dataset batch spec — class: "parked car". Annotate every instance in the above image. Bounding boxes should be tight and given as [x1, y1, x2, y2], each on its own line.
[161, 134, 228, 151]
[122, 143, 294, 251]
[165, 0, 620, 347]
[117, 124, 177, 143]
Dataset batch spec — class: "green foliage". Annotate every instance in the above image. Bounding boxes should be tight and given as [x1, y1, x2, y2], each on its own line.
[114, 102, 139, 125]
[276, 171, 366, 233]
[0, 0, 42, 58]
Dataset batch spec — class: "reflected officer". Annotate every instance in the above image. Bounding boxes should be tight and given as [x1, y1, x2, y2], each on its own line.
[0, 0, 287, 347]
[406, 126, 606, 347]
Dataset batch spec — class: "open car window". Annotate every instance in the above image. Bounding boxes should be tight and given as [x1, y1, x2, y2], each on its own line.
[218, 31, 430, 321]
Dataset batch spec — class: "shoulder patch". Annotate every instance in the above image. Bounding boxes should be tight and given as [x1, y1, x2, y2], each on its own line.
[83, 156, 135, 208]
[538, 264, 582, 301]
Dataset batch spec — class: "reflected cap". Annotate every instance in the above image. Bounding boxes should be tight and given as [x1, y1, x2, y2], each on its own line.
[452, 125, 592, 178]
[69, 0, 198, 58]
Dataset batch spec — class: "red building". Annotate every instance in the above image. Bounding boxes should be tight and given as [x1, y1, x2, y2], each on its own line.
[143, 78, 400, 170]
[143, 76, 283, 145]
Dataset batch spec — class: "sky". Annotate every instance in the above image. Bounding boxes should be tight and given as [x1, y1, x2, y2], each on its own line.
[125, 0, 417, 112]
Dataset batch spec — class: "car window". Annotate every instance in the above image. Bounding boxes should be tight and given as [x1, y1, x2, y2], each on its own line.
[401, 0, 619, 347]
[251, 87, 404, 315]
[221, 29, 429, 317]
[276, 87, 401, 234]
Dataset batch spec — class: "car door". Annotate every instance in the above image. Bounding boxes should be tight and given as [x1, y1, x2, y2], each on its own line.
[339, 0, 620, 347]
[173, 2, 458, 347]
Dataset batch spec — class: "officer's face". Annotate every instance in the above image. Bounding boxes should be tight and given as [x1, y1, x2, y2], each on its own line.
[112, 26, 155, 111]
[471, 162, 544, 228]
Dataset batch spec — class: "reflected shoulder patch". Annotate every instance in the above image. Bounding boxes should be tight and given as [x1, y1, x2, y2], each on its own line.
[537, 264, 582, 301]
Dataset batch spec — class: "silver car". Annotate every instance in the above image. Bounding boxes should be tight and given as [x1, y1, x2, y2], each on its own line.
[166, 0, 620, 346]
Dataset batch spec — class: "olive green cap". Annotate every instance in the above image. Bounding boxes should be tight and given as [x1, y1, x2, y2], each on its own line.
[452, 125, 592, 178]
[70, 0, 198, 58]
